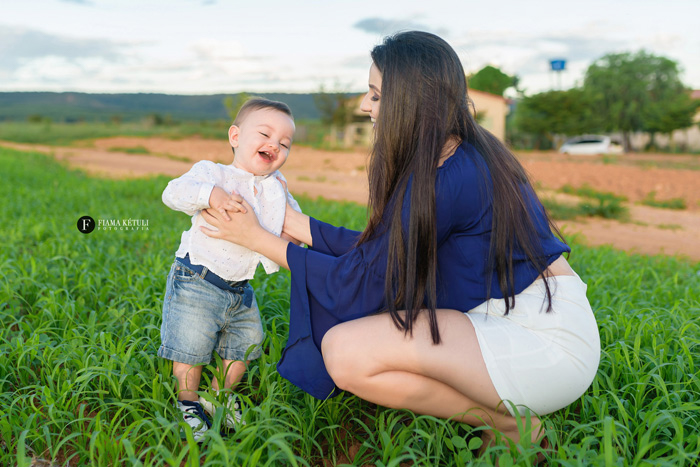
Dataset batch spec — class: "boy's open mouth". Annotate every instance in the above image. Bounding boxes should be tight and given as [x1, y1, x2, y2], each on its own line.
[258, 151, 275, 162]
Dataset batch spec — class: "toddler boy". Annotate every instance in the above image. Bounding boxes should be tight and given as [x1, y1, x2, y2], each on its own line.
[159, 98, 301, 441]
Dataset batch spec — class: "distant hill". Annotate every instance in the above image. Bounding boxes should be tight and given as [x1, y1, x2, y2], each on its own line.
[0, 92, 326, 123]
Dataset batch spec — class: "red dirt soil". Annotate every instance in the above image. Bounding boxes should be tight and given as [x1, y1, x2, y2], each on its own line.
[3, 137, 699, 262]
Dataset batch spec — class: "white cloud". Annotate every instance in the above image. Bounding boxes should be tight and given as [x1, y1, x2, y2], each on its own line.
[1, 1, 698, 94]
[353, 17, 449, 37]
[14, 56, 83, 82]
[190, 38, 246, 61]
[0, 25, 126, 69]
[449, 26, 640, 93]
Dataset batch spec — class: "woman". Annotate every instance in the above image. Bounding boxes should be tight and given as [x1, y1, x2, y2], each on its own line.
[201, 31, 600, 455]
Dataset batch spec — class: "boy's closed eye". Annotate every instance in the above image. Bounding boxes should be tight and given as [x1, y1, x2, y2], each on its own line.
[260, 131, 290, 149]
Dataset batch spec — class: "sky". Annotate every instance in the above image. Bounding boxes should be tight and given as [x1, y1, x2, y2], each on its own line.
[1, 0, 698, 96]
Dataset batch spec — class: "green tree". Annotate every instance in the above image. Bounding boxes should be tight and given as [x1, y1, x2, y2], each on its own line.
[223, 92, 251, 121]
[313, 85, 355, 126]
[644, 92, 699, 149]
[514, 89, 596, 148]
[468, 65, 516, 96]
[583, 51, 694, 151]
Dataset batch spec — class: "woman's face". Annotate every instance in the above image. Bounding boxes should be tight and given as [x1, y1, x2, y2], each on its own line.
[360, 63, 382, 126]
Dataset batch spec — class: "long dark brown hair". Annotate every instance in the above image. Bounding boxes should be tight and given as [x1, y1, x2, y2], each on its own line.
[358, 31, 565, 344]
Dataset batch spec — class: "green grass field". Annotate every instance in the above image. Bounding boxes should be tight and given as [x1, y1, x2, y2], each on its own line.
[0, 121, 231, 146]
[0, 120, 329, 149]
[1, 147, 699, 466]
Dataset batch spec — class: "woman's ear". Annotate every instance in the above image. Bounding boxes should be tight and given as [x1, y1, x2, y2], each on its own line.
[228, 125, 240, 148]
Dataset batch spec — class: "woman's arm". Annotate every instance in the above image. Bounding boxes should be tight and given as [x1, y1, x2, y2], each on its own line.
[200, 202, 291, 269]
[283, 203, 313, 247]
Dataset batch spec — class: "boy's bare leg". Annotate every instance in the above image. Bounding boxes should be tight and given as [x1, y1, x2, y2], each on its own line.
[173, 362, 203, 401]
[212, 359, 247, 391]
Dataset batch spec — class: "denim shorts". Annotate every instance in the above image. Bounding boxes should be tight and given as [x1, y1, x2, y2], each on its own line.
[158, 258, 264, 365]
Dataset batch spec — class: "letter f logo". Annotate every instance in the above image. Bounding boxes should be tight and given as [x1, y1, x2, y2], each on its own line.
[77, 215, 96, 234]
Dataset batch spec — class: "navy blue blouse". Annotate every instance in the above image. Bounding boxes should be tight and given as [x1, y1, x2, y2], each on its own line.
[277, 141, 570, 399]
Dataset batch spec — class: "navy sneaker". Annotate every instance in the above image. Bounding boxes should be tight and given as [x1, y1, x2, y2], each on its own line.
[199, 393, 245, 429]
[177, 400, 211, 442]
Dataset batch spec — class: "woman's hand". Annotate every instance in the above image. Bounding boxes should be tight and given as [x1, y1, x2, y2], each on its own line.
[200, 199, 260, 249]
[200, 200, 292, 269]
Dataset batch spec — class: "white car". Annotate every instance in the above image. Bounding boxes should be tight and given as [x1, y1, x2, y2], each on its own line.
[559, 135, 624, 155]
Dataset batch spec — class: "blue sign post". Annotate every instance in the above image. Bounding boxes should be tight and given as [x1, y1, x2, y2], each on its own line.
[550, 59, 567, 71]
[549, 59, 567, 89]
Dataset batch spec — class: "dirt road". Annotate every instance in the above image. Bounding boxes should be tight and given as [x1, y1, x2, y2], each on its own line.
[3, 137, 699, 262]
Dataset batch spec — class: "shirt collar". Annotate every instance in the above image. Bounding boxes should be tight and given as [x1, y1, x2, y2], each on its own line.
[227, 164, 278, 182]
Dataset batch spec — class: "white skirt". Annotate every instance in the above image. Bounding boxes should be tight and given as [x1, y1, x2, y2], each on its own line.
[465, 274, 600, 416]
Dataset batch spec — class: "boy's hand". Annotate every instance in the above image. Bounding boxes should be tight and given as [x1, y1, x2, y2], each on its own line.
[200, 199, 262, 249]
[209, 187, 247, 221]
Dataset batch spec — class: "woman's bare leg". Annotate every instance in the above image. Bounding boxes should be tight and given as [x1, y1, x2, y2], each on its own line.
[321, 309, 542, 445]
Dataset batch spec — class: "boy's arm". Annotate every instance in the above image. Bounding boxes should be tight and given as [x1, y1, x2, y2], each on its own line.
[162, 161, 220, 216]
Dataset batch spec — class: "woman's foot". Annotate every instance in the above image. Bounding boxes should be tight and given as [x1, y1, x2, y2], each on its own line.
[534, 436, 552, 465]
[477, 428, 552, 465]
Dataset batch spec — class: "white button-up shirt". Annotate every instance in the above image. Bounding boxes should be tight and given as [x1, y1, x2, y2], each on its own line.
[162, 160, 302, 281]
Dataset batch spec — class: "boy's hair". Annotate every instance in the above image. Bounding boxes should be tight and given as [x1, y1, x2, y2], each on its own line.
[233, 97, 294, 126]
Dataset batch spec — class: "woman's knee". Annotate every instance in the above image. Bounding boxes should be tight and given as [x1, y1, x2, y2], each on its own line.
[321, 324, 361, 391]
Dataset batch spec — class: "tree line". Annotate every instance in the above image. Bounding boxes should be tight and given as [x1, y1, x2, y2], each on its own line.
[510, 51, 699, 151]
[0, 92, 325, 124]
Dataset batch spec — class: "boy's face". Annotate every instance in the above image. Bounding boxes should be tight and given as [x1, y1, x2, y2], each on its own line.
[229, 108, 295, 176]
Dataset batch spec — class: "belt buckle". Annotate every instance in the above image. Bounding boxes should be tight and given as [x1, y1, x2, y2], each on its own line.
[227, 278, 244, 288]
